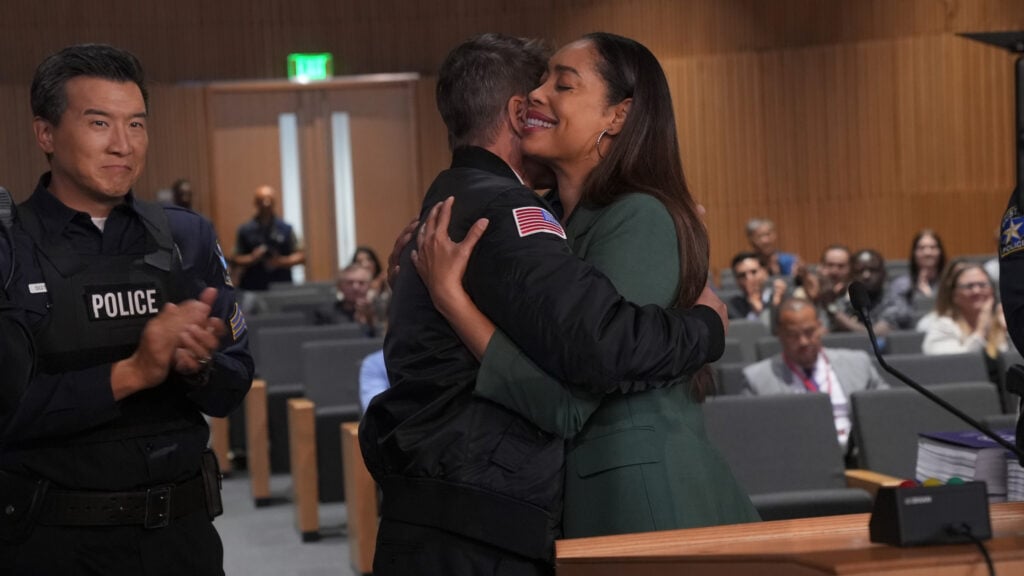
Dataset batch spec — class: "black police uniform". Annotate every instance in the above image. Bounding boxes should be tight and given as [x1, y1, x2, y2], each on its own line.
[999, 189, 1024, 456]
[0, 260, 34, 420]
[360, 146, 724, 576]
[0, 173, 254, 576]
[234, 215, 299, 290]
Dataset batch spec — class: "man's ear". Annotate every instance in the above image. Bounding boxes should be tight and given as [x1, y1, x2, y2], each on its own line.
[33, 117, 55, 155]
[606, 98, 632, 136]
[507, 95, 527, 137]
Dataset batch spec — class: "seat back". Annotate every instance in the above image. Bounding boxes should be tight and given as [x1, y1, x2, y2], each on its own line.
[712, 362, 751, 396]
[718, 338, 745, 364]
[704, 394, 847, 494]
[246, 311, 309, 371]
[256, 324, 367, 388]
[881, 352, 990, 387]
[302, 338, 385, 410]
[820, 332, 874, 355]
[885, 259, 910, 280]
[884, 330, 925, 355]
[256, 289, 336, 316]
[729, 319, 769, 363]
[850, 382, 1002, 479]
[755, 336, 781, 361]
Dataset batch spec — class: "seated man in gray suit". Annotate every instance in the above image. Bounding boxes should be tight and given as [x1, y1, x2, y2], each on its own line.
[743, 298, 887, 450]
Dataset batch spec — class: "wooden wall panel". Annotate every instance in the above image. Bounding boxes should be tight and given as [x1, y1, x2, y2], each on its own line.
[206, 90, 294, 259]
[137, 85, 210, 207]
[673, 33, 1015, 271]
[415, 77, 452, 203]
[0, 84, 48, 202]
[321, 82, 421, 275]
[1, 0, 1023, 273]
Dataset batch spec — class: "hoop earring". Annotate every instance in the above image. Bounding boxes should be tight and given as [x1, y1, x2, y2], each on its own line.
[595, 129, 608, 159]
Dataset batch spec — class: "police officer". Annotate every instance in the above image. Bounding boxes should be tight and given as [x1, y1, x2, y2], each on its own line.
[999, 188, 1024, 460]
[0, 220, 34, 417]
[231, 184, 305, 291]
[0, 44, 253, 575]
[360, 34, 726, 576]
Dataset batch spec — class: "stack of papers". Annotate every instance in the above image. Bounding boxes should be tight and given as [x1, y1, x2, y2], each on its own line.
[916, 429, 1018, 503]
[1008, 458, 1024, 501]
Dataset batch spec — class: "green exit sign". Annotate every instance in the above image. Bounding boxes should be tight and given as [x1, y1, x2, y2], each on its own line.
[287, 53, 334, 83]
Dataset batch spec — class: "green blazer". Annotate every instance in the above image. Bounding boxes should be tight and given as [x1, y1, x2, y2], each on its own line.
[475, 193, 759, 538]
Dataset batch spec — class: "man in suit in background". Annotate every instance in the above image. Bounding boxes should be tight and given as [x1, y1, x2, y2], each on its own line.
[743, 298, 887, 450]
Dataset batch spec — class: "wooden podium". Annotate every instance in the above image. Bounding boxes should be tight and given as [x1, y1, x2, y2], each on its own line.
[556, 502, 1024, 575]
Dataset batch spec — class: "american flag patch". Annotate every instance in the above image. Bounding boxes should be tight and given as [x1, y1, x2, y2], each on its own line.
[512, 206, 566, 239]
[229, 302, 247, 340]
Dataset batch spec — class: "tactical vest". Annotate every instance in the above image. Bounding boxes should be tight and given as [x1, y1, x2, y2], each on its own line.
[17, 199, 203, 442]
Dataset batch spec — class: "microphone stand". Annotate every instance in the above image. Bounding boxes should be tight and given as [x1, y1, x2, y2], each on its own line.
[855, 304, 1024, 467]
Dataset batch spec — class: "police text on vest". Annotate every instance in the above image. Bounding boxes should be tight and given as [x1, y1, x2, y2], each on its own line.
[86, 287, 161, 321]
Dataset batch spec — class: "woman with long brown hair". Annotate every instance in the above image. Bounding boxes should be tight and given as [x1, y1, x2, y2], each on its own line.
[414, 32, 758, 537]
[923, 263, 1008, 357]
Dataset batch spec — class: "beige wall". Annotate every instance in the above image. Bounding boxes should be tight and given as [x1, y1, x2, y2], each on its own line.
[2, 0, 1023, 273]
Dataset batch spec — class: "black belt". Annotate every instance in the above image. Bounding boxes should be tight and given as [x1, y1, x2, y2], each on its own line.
[38, 475, 207, 529]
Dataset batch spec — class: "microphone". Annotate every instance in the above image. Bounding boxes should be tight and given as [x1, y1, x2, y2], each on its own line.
[848, 281, 1024, 465]
[850, 280, 1017, 547]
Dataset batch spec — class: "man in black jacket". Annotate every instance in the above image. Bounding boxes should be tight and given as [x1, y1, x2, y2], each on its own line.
[360, 33, 727, 576]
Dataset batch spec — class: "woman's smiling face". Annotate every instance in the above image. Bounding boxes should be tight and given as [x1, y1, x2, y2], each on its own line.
[521, 39, 619, 169]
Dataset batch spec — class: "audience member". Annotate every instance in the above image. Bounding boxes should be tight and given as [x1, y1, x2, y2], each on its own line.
[792, 244, 851, 328]
[231, 185, 305, 291]
[817, 244, 853, 307]
[922, 263, 1009, 357]
[315, 263, 377, 336]
[888, 229, 945, 307]
[727, 251, 786, 324]
[358, 349, 388, 413]
[350, 246, 391, 325]
[171, 178, 194, 210]
[915, 258, 970, 332]
[743, 298, 887, 449]
[351, 246, 386, 293]
[829, 249, 913, 336]
[746, 218, 800, 276]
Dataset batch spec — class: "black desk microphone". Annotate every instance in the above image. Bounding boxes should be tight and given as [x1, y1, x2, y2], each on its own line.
[848, 281, 1024, 465]
[848, 281, 1017, 548]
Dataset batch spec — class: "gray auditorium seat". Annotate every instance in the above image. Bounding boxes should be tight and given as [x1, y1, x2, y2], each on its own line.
[820, 332, 874, 355]
[302, 338, 385, 502]
[850, 382, 1003, 479]
[885, 259, 909, 279]
[255, 289, 336, 320]
[256, 324, 368, 472]
[713, 362, 751, 396]
[247, 311, 309, 372]
[884, 330, 925, 355]
[730, 320, 770, 363]
[256, 324, 367, 386]
[879, 352, 990, 388]
[718, 338, 745, 364]
[755, 336, 781, 361]
[717, 268, 738, 291]
[228, 310, 309, 459]
[704, 394, 872, 520]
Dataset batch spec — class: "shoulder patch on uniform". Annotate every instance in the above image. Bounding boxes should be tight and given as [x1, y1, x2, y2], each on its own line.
[229, 302, 247, 340]
[215, 242, 233, 287]
[512, 206, 566, 239]
[1000, 205, 1024, 258]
